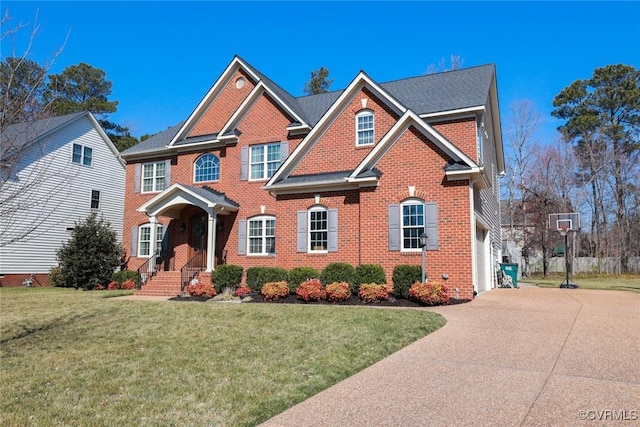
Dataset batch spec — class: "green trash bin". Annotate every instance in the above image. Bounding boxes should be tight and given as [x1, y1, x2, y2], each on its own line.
[500, 263, 519, 288]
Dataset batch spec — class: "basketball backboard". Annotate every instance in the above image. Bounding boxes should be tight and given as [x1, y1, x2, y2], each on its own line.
[548, 213, 580, 232]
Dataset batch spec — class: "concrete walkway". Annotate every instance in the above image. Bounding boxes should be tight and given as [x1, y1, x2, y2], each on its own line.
[261, 287, 640, 426]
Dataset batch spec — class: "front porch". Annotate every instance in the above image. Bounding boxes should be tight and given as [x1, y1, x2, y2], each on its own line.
[134, 184, 239, 296]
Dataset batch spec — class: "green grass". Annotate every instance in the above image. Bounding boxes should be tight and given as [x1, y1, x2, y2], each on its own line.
[0, 287, 445, 426]
[526, 273, 640, 292]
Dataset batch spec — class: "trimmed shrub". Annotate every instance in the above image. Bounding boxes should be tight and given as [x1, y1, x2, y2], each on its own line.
[319, 262, 355, 288]
[120, 279, 136, 290]
[211, 264, 243, 292]
[234, 285, 252, 298]
[409, 281, 450, 306]
[392, 265, 422, 299]
[49, 266, 66, 287]
[296, 279, 325, 302]
[185, 282, 217, 299]
[107, 281, 120, 290]
[358, 283, 393, 303]
[325, 281, 351, 302]
[354, 264, 386, 292]
[246, 267, 289, 292]
[111, 270, 139, 285]
[288, 267, 319, 293]
[245, 267, 263, 292]
[261, 281, 289, 301]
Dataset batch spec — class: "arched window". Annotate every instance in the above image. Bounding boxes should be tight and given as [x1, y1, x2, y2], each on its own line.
[401, 199, 425, 250]
[309, 206, 328, 252]
[194, 153, 220, 182]
[247, 215, 276, 255]
[356, 110, 374, 146]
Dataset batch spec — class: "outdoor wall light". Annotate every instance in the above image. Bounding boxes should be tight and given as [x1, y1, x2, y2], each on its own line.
[179, 223, 186, 233]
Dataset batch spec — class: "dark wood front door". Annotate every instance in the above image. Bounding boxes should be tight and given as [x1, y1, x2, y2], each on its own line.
[190, 213, 207, 264]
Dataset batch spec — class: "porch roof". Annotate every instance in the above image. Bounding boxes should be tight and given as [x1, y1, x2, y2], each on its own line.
[137, 183, 239, 219]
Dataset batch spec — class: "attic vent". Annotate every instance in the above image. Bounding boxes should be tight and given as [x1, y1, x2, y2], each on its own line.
[235, 77, 246, 89]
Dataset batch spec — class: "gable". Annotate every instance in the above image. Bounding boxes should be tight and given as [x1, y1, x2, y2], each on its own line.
[293, 87, 401, 176]
[189, 69, 257, 138]
[431, 117, 479, 164]
[236, 94, 294, 143]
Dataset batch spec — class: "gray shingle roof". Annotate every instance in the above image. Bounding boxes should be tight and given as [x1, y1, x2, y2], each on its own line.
[182, 184, 239, 208]
[121, 60, 495, 157]
[1, 112, 87, 160]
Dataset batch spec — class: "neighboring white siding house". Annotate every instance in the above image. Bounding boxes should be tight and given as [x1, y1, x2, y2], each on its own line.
[0, 112, 125, 285]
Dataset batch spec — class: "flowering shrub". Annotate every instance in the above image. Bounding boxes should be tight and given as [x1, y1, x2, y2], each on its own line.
[261, 281, 289, 301]
[107, 281, 120, 290]
[185, 282, 217, 299]
[358, 283, 393, 303]
[325, 281, 351, 302]
[120, 279, 136, 290]
[409, 281, 450, 306]
[234, 285, 252, 298]
[296, 279, 325, 302]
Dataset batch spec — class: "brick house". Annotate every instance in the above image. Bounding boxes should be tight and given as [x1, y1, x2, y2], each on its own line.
[120, 56, 504, 299]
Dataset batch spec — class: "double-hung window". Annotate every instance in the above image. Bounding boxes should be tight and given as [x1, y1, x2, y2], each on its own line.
[309, 207, 328, 252]
[90, 190, 100, 210]
[194, 153, 220, 182]
[356, 111, 374, 146]
[142, 162, 166, 193]
[138, 224, 164, 257]
[250, 143, 280, 180]
[248, 216, 275, 255]
[402, 200, 425, 250]
[72, 143, 93, 166]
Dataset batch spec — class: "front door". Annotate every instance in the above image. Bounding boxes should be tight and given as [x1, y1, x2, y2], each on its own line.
[190, 213, 208, 266]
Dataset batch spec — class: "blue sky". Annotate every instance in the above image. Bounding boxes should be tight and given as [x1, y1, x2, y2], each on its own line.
[3, 1, 639, 142]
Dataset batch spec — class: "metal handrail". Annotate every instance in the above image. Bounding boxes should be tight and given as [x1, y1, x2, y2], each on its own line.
[136, 253, 157, 290]
[180, 250, 206, 292]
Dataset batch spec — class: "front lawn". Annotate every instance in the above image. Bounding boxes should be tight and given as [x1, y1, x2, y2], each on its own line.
[1, 287, 445, 426]
[528, 273, 640, 292]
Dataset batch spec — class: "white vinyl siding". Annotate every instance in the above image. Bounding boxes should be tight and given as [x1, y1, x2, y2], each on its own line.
[0, 115, 125, 275]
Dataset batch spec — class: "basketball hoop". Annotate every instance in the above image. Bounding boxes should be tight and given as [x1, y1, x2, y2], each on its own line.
[558, 225, 569, 237]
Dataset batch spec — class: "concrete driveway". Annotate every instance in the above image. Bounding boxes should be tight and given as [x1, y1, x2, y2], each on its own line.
[261, 287, 640, 426]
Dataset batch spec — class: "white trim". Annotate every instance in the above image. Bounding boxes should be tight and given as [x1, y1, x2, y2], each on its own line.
[137, 183, 239, 218]
[355, 110, 375, 146]
[351, 110, 478, 179]
[419, 105, 485, 119]
[266, 72, 406, 187]
[249, 142, 281, 181]
[247, 215, 276, 256]
[140, 161, 166, 194]
[308, 206, 328, 253]
[137, 222, 164, 258]
[193, 153, 220, 183]
[400, 198, 426, 252]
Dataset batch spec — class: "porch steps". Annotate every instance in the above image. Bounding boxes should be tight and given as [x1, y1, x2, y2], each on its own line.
[136, 271, 183, 297]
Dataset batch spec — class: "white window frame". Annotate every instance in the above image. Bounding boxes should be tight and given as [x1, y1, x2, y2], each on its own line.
[401, 199, 425, 252]
[356, 110, 375, 146]
[194, 153, 220, 183]
[138, 224, 164, 258]
[72, 143, 93, 167]
[142, 161, 166, 193]
[250, 143, 280, 181]
[247, 215, 276, 256]
[308, 206, 328, 253]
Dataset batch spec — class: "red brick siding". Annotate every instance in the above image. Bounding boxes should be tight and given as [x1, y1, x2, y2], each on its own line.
[1, 274, 50, 287]
[432, 118, 478, 164]
[190, 69, 256, 137]
[295, 87, 400, 175]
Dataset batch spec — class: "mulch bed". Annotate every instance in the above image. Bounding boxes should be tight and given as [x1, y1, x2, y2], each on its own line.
[169, 293, 470, 307]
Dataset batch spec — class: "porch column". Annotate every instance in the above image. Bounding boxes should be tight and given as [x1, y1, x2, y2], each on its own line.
[206, 212, 217, 272]
[149, 215, 158, 272]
